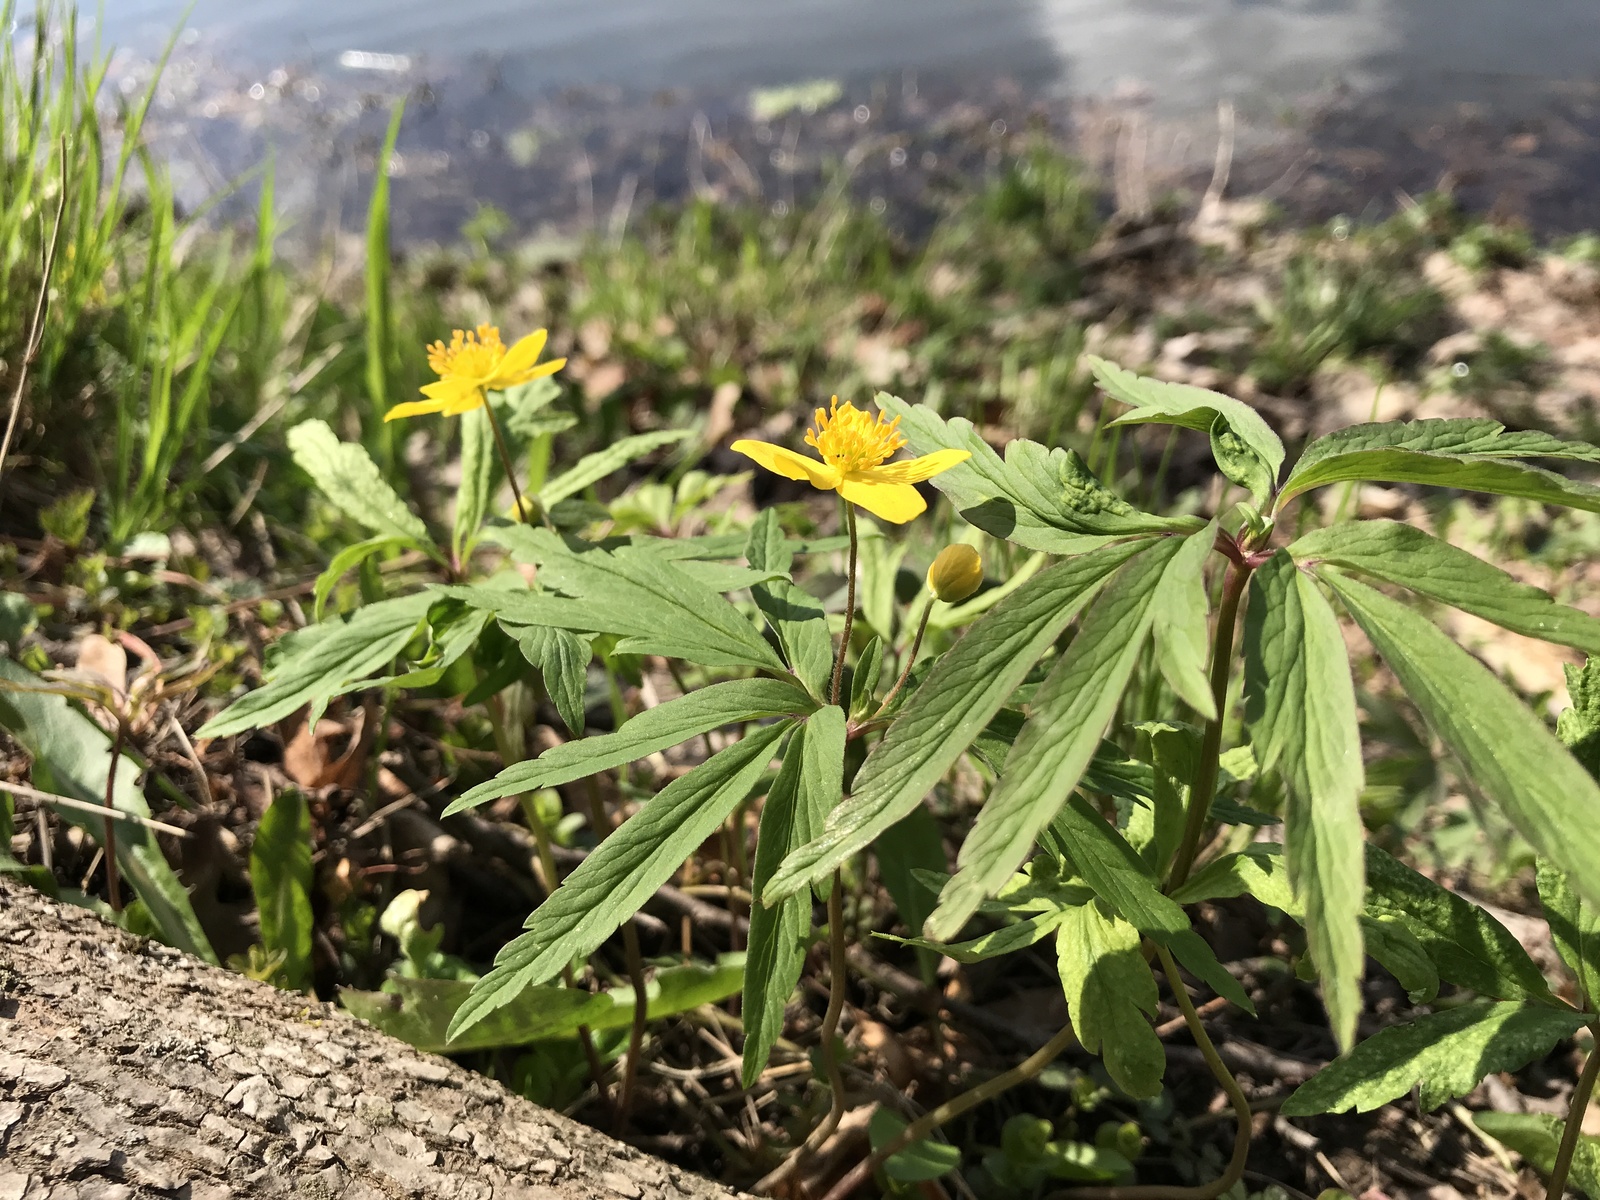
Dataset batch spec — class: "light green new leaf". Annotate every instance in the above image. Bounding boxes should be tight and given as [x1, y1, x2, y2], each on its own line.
[876, 393, 1197, 553]
[538, 430, 693, 508]
[514, 625, 592, 735]
[198, 592, 434, 737]
[742, 707, 844, 1086]
[452, 406, 496, 562]
[0, 660, 215, 963]
[1325, 570, 1600, 911]
[764, 540, 1149, 905]
[1538, 858, 1600, 1011]
[869, 1109, 962, 1184]
[1281, 1001, 1586, 1115]
[1050, 796, 1254, 1014]
[1244, 551, 1365, 1051]
[446, 678, 813, 814]
[287, 419, 437, 553]
[251, 790, 313, 991]
[1055, 901, 1165, 1098]
[1473, 1112, 1600, 1198]
[1088, 356, 1286, 487]
[744, 511, 833, 700]
[927, 538, 1180, 939]
[313, 535, 408, 621]
[1151, 520, 1218, 719]
[1210, 416, 1277, 507]
[450, 721, 791, 1038]
[1291, 521, 1600, 655]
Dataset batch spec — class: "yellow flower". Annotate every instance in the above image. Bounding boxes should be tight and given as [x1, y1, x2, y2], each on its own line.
[731, 398, 969, 524]
[383, 325, 566, 422]
[927, 544, 983, 603]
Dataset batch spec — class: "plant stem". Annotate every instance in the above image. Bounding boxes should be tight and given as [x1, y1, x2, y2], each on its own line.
[875, 601, 932, 717]
[754, 872, 851, 1195]
[482, 396, 532, 525]
[586, 777, 649, 1134]
[0, 143, 66, 496]
[1058, 946, 1252, 1200]
[830, 504, 859, 707]
[820, 1023, 1079, 1200]
[102, 722, 125, 913]
[1548, 1024, 1600, 1199]
[1166, 559, 1250, 893]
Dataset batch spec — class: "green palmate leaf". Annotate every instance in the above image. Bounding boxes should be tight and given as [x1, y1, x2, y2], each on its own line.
[1538, 858, 1600, 1010]
[1325, 570, 1600, 910]
[875, 393, 1196, 554]
[1049, 797, 1254, 1013]
[744, 511, 833, 701]
[1473, 1112, 1600, 1198]
[1281, 1001, 1586, 1115]
[453, 406, 496, 562]
[1290, 520, 1600, 655]
[287, 419, 437, 554]
[1245, 551, 1366, 1051]
[742, 707, 845, 1086]
[198, 592, 434, 738]
[313, 535, 408, 622]
[927, 538, 1180, 939]
[1055, 900, 1165, 1098]
[514, 625, 592, 735]
[538, 430, 693, 509]
[446, 678, 813, 814]
[1150, 520, 1219, 720]
[875, 803, 948, 983]
[250, 789, 314, 991]
[450, 721, 791, 1038]
[764, 540, 1150, 905]
[1279, 417, 1600, 511]
[1087, 356, 1286, 488]
[442, 533, 787, 672]
[0, 660, 215, 963]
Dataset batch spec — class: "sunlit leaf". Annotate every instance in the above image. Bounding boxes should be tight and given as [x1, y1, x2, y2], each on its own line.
[1055, 900, 1165, 1098]
[250, 789, 313, 991]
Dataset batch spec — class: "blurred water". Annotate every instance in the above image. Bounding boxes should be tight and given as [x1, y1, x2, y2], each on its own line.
[94, 0, 1600, 114]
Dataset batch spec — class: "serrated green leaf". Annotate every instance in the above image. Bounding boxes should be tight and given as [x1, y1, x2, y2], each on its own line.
[0, 660, 215, 963]
[1290, 521, 1600, 656]
[1245, 550, 1365, 1051]
[849, 636, 884, 718]
[1292, 418, 1600, 481]
[882, 909, 1069, 964]
[1281, 1001, 1586, 1115]
[198, 592, 434, 738]
[1325, 569, 1600, 911]
[869, 1108, 962, 1183]
[764, 540, 1149, 905]
[1360, 914, 1438, 1004]
[313, 535, 408, 622]
[538, 429, 693, 508]
[1088, 356, 1285, 486]
[1539, 858, 1600, 1011]
[876, 392, 1197, 553]
[744, 511, 833, 701]
[1170, 843, 1295, 909]
[742, 707, 844, 1085]
[1364, 844, 1554, 1003]
[928, 539, 1179, 938]
[1473, 1112, 1600, 1198]
[287, 419, 436, 552]
[451, 721, 790, 1038]
[446, 678, 813, 814]
[1560, 658, 1600, 779]
[1209, 415, 1277, 507]
[514, 626, 591, 735]
[250, 790, 313, 991]
[1151, 520, 1218, 720]
[452, 406, 496, 562]
[1055, 901, 1165, 1098]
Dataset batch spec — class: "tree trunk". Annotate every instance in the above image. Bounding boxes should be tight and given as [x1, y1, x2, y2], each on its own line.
[0, 876, 749, 1200]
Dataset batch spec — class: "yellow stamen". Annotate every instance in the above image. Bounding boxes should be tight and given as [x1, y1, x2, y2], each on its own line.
[426, 324, 507, 379]
[804, 397, 906, 475]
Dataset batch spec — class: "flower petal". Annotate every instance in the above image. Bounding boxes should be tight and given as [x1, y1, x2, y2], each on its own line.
[855, 448, 971, 485]
[731, 440, 841, 490]
[838, 478, 927, 524]
[384, 396, 448, 421]
[419, 377, 487, 416]
[489, 329, 549, 384]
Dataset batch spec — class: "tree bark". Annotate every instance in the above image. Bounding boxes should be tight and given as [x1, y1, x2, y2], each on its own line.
[0, 876, 749, 1200]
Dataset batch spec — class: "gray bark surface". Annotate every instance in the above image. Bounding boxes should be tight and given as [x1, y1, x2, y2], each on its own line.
[0, 876, 749, 1200]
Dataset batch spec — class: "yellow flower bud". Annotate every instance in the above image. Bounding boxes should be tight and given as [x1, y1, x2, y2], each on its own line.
[927, 544, 983, 603]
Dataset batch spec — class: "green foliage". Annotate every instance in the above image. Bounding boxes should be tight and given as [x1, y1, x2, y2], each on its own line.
[1055, 900, 1164, 1098]
[249, 790, 314, 991]
[1473, 1112, 1600, 1197]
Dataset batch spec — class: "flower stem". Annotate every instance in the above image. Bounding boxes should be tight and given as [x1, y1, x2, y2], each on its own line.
[102, 721, 125, 913]
[875, 601, 932, 718]
[830, 504, 859, 707]
[820, 1023, 1079, 1200]
[1057, 946, 1252, 1200]
[1547, 1024, 1600, 1200]
[482, 397, 533, 525]
[1166, 559, 1251, 893]
[586, 777, 649, 1134]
